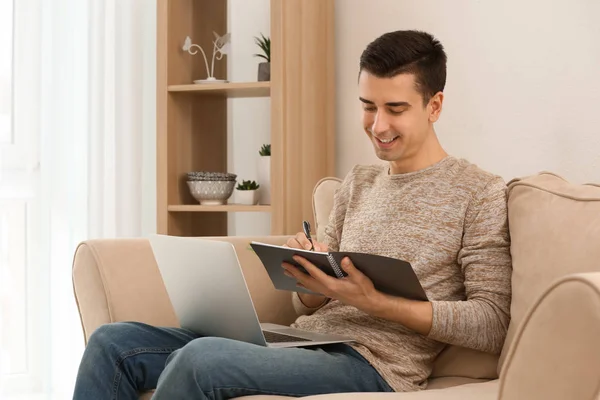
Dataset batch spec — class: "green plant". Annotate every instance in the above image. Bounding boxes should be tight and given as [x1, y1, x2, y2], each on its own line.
[236, 180, 260, 190]
[253, 33, 270, 63]
[259, 143, 271, 156]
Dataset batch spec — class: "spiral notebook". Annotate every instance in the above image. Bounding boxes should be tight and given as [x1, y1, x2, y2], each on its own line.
[249, 242, 428, 301]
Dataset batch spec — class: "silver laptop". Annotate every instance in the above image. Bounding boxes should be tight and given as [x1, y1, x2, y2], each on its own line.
[147, 234, 354, 348]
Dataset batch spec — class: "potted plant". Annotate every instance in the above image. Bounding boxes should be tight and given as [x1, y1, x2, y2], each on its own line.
[236, 180, 260, 205]
[257, 144, 271, 205]
[253, 33, 270, 81]
[259, 143, 271, 156]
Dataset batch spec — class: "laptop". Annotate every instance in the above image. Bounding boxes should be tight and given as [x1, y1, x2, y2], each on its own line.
[147, 234, 354, 348]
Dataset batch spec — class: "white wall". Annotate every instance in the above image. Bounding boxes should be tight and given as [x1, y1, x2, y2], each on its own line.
[335, 0, 600, 184]
[227, 0, 271, 236]
[143, 0, 600, 234]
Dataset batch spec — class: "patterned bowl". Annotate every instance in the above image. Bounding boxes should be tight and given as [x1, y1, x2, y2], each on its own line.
[187, 171, 237, 181]
[187, 180, 235, 205]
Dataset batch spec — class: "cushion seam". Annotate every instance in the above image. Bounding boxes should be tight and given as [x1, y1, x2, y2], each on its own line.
[508, 172, 600, 201]
[72, 242, 95, 344]
[85, 242, 115, 323]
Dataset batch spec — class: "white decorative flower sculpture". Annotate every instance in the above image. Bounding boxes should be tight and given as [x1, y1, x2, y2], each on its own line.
[183, 32, 231, 82]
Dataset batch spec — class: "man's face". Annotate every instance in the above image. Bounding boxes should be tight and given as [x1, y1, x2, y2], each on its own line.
[358, 71, 437, 165]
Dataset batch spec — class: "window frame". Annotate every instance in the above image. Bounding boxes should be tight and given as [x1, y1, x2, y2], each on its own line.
[0, 0, 40, 173]
[0, 0, 14, 146]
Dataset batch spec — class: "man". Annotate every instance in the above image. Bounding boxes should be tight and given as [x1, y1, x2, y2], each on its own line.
[73, 30, 512, 399]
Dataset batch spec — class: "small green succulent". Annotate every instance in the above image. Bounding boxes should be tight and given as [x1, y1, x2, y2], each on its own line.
[236, 180, 260, 191]
[259, 144, 271, 156]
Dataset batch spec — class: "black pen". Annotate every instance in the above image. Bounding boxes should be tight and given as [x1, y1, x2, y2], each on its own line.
[302, 220, 315, 251]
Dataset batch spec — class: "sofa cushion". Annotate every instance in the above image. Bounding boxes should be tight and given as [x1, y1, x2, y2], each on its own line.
[139, 392, 153, 400]
[498, 172, 600, 372]
[139, 379, 490, 399]
[429, 345, 498, 380]
[252, 380, 500, 399]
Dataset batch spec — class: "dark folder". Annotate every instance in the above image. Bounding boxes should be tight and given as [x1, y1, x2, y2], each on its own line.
[249, 242, 428, 301]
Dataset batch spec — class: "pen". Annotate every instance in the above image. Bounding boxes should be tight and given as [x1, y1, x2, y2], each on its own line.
[302, 220, 315, 251]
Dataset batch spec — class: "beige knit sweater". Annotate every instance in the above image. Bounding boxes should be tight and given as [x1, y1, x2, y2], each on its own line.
[291, 156, 512, 392]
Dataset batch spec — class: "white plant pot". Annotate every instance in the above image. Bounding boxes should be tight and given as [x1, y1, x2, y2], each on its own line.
[257, 155, 271, 205]
[236, 189, 259, 205]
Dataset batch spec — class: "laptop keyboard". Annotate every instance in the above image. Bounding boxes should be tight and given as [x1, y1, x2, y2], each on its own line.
[262, 330, 312, 343]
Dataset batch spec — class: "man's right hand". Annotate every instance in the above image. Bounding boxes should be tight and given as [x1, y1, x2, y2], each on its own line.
[284, 232, 329, 308]
[285, 232, 328, 253]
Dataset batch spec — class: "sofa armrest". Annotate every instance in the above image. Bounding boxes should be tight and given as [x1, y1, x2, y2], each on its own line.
[72, 238, 180, 344]
[72, 235, 295, 345]
[498, 272, 600, 400]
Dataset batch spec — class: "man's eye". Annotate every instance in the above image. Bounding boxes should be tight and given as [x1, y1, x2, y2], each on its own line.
[363, 107, 377, 112]
[389, 110, 404, 116]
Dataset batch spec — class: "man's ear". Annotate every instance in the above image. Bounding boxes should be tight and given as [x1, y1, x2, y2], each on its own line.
[428, 92, 444, 123]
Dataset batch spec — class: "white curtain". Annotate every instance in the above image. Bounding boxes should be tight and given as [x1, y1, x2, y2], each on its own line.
[1, 0, 154, 397]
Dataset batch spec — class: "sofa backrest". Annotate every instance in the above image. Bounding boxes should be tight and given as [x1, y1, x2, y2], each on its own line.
[312, 172, 600, 379]
[312, 177, 342, 241]
[498, 172, 600, 373]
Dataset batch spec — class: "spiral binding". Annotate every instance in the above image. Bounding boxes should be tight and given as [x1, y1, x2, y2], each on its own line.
[326, 254, 345, 278]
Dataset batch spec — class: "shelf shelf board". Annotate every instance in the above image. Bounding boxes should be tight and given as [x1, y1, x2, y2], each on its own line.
[167, 82, 270, 97]
[168, 204, 272, 213]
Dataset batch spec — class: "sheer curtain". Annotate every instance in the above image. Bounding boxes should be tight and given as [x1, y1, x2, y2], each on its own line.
[1, 0, 154, 397]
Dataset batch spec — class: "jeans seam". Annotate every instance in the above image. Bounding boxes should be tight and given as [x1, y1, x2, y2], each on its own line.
[211, 379, 386, 397]
[111, 347, 180, 400]
[112, 370, 122, 400]
[211, 386, 311, 398]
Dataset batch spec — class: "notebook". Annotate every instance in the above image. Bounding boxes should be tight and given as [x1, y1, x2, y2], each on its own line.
[249, 242, 428, 301]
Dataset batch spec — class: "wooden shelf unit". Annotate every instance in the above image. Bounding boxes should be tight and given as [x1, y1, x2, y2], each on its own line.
[167, 204, 272, 213]
[157, 0, 335, 237]
[167, 81, 270, 97]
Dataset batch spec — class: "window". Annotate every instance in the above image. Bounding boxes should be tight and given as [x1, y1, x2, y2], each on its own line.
[0, 0, 13, 145]
[1, 1, 46, 397]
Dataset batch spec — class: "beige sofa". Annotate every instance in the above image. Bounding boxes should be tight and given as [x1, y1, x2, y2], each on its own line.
[72, 172, 600, 400]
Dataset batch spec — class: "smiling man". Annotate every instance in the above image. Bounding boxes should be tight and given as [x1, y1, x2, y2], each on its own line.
[73, 30, 512, 399]
[283, 30, 512, 393]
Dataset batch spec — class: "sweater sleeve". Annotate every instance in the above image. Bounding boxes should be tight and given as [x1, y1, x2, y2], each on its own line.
[427, 176, 513, 354]
[291, 292, 330, 316]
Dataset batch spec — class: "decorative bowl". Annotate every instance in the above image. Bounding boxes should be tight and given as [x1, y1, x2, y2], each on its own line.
[187, 171, 237, 182]
[187, 180, 235, 205]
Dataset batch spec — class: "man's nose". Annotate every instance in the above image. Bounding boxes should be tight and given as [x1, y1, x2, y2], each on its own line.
[370, 111, 391, 135]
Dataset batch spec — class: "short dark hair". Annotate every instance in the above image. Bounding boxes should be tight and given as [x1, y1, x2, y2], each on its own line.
[359, 30, 447, 105]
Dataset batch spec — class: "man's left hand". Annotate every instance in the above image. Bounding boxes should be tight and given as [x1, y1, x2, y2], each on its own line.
[282, 255, 382, 314]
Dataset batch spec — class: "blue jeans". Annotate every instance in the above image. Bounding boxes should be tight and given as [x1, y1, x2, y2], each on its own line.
[73, 322, 393, 399]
